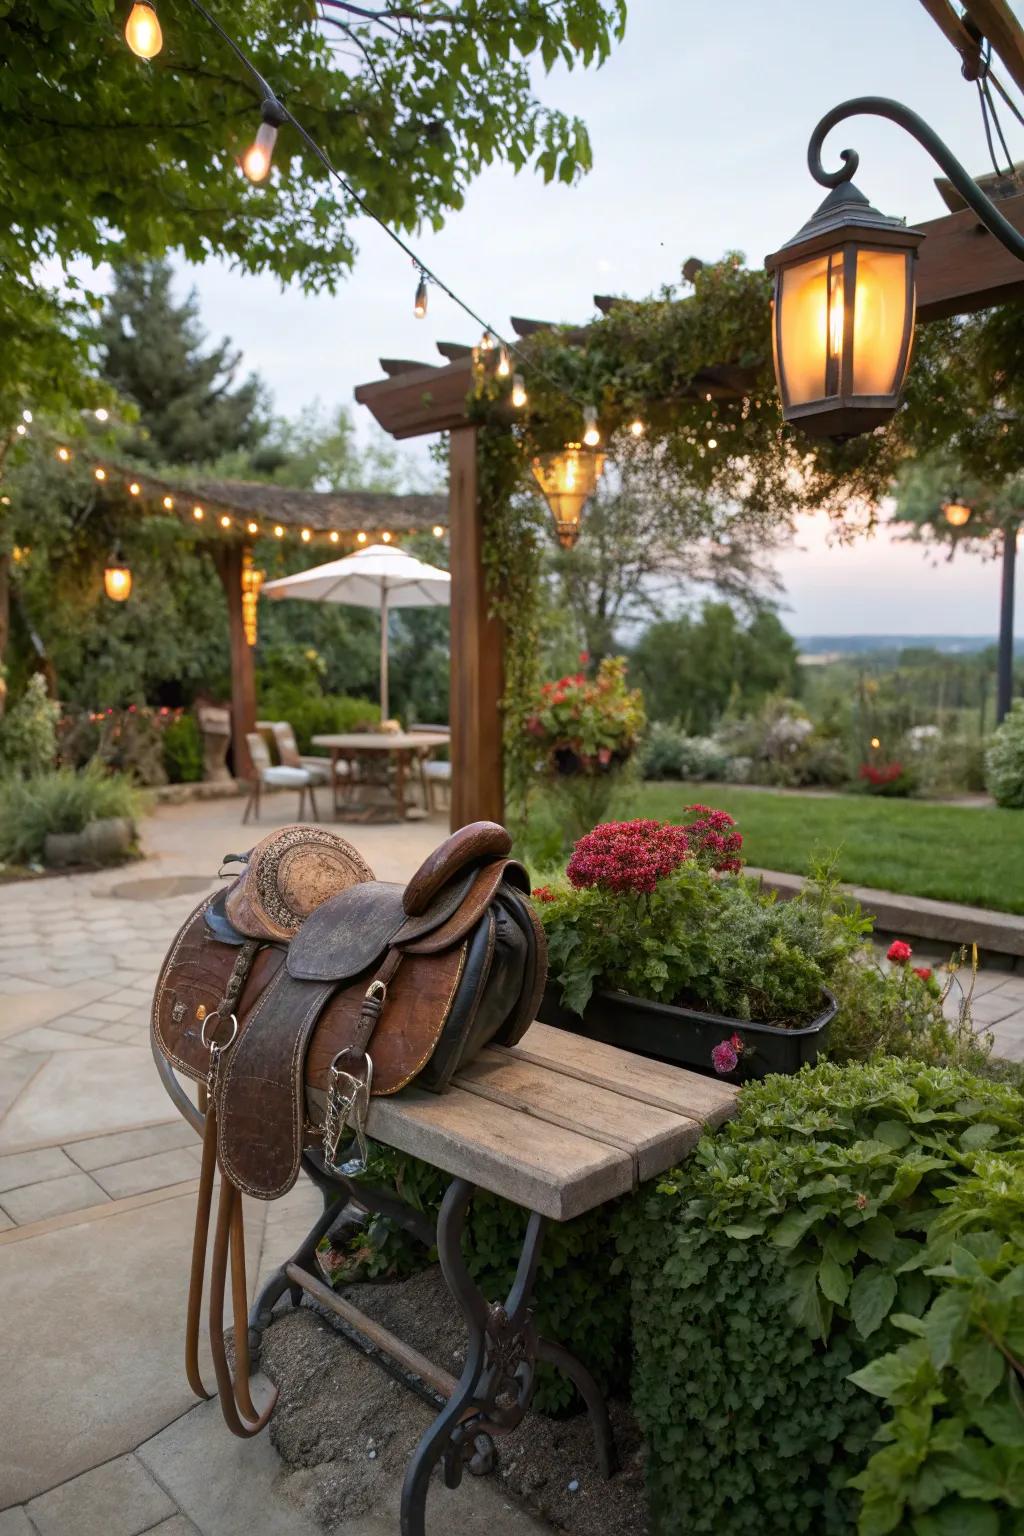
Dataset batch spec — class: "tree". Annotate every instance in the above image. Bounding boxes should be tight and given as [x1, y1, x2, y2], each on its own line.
[0, 0, 626, 424]
[97, 260, 267, 465]
[631, 604, 798, 732]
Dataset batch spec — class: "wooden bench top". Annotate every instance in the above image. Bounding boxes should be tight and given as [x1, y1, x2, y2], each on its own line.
[364, 1022, 738, 1220]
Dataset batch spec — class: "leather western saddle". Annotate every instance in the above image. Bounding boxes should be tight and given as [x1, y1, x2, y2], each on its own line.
[151, 820, 545, 1439]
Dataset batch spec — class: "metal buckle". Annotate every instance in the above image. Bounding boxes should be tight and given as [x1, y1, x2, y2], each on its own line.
[201, 1011, 238, 1093]
[323, 1051, 374, 1176]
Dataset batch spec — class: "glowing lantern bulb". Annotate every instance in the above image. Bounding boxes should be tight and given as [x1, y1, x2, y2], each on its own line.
[629, 418, 645, 437]
[582, 406, 600, 447]
[497, 345, 511, 378]
[943, 498, 972, 528]
[242, 103, 284, 183]
[104, 549, 132, 602]
[125, 1, 162, 59]
[511, 374, 527, 409]
[414, 275, 428, 318]
[432, 524, 444, 538]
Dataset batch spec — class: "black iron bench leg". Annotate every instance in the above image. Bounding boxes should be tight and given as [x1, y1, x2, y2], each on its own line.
[399, 1177, 616, 1536]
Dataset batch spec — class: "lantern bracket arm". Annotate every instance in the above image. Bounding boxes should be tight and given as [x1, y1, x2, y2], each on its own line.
[809, 95, 1024, 262]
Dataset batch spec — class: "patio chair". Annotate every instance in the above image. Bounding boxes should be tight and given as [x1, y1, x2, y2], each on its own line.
[411, 722, 452, 814]
[242, 732, 319, 824]
[266, 720, 350, 788]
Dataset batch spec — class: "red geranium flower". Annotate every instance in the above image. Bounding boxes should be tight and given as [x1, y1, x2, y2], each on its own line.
[913, 966, 933, 982]
[531, 886, 556, 903]
[887, 940, 913, 964]
[567, 819, 691, 895]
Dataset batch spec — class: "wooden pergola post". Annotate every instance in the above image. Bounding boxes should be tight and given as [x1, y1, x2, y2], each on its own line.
[213, 541, 256, 782]
[448, 426, 505, 828]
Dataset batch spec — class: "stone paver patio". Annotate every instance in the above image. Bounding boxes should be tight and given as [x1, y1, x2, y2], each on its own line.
[2, 793, 1023, 1533]
[0, 794, 544, 1535]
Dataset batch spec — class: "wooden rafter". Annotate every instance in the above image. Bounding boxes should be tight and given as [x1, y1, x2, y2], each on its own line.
[961, 0, 1024, 96]
[918, 0, 985, 77]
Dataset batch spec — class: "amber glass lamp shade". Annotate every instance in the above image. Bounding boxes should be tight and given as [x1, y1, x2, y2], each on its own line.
[943, 498, 972, 528]
[765, 181, 922, 440]
[104, 550, 132, 602]
[530, 445, 606, 549]
[125, 2, 162, 58]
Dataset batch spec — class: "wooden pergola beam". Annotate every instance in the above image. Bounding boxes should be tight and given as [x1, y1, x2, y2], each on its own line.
[916, 190, 1024, 319]
[961, 0, 1024, 96]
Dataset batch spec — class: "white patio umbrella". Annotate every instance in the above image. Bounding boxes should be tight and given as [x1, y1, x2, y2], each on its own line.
[261, 543, 451, 719]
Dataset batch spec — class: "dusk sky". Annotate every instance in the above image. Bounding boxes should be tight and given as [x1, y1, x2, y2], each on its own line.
[176, 0, 1024, 638]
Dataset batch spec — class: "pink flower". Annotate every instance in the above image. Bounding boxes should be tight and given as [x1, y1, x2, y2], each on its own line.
[856, 1193, 869, 1211]
[711, 1040, 739, 1075]
[913, 966, 932, 982]
[887, 940, 913, 965]
[567, 819, 691, 895]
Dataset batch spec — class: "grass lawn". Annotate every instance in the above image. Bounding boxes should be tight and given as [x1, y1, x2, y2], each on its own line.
[629, 782, 1024, 914]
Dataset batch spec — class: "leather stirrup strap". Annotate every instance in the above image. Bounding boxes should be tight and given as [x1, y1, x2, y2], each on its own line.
[185, 1107, 217, 1402]
[208, 1174, 278, 1438]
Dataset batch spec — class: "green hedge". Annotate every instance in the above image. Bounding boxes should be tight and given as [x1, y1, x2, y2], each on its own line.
[618, 1060, 1024, 1535]
[257, 688, 380, 753]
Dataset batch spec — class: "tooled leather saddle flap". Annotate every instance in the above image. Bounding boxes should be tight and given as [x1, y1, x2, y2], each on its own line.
[286, 880, 407, 983]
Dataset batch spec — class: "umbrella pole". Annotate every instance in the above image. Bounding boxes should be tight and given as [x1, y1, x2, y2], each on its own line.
[380, 584, 389, 721]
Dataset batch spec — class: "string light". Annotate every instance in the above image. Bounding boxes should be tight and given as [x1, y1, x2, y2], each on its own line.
[94, 467, 107, 481]
[274, 524, 285, 538]
[381, 531, 392, 543]
[478, 330, 495, 354]
[329, 531, 340, 544]
[16, 424, 27, 436]
[707, 437, 718, 449]
[219, 514, 232, 528]
[511, 374, 527, 409]
[192, 505, 204, 521]
[582, 406, 601, 448]
[242, 97, 286, 183]
[357, 531, 367, 544]
[300, 528, 311, 542]
[125, 1, 163, 58]
[57, 447, 71, 462]
[162, 495, 174, 510]
[414, 268, 428, 319]
[497, 345, 511, 378]
[129, 482, 141, 495]
[247, 521, 259, 535]
[21, 410, 32, 424]
[870, 736, 881, 749]
[432, 524, 445, 538]
[1, 496, 10, 506]
[94, 407, 109, 422]
[629, 418, 645, 437]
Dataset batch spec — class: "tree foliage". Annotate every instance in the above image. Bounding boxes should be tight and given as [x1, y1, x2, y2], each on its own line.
[0, 0, 626, 422]
[631, 603, 798, 731]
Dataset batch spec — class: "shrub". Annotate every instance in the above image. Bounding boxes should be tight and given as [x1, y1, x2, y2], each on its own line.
[617, 1058, 1024, 1536]
[986, 699, 1024, 807]
[0, 674, 59, 777]
[859, 760, 917, 797]
[162, 714, 204, 783]
[639, 723, 729, 782]
[828, 941, 991, 1072]
[258, 689, 380, 753]
[0, 761, 147, 865]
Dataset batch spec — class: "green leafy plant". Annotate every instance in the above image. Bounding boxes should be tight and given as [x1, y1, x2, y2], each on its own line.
[0, 675, 59, 777]
[986, 700, 1024, 808]
[638, 723, 728, 781]
[0, 761, 147, 865]
[524, 656, 645, 769]
[617, 1058, 1024, 1536]
[828, 941, 991, 1072]
[256, 690, 380, 752]
[162, 714, 204, 784]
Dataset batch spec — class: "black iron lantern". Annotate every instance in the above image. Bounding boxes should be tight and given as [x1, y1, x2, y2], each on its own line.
[765, 179, 923, 440]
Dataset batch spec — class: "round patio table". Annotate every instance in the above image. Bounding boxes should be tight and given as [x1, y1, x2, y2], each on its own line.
[311, 731, 450, 822]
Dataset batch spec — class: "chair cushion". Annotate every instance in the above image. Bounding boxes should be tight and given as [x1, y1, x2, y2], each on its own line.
[263, 766, 311, 787]
[423, 761, 452, 781]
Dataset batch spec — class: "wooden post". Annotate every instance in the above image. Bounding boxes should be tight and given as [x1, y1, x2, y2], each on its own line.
[448, 426, 504, 829]
[213, 541, 256, 781]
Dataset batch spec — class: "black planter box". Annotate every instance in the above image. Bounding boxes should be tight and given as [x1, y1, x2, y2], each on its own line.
[537, 982, 836, 1081]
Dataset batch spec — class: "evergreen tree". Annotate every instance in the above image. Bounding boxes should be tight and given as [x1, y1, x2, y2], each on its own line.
[97, 260, 267, 466]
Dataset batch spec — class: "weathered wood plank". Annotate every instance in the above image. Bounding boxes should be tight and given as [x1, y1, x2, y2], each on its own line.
[365, 1082, 632, 1220]
[506, 1022, 739, 1126]
[456, 1051, 702, 1181]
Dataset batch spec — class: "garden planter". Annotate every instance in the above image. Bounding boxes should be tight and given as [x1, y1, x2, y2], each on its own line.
[43, 817, 135, 868]
[537, 982, 836, 1081]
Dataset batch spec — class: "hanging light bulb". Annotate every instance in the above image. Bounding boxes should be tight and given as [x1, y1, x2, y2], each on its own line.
[943, 496, 972, 528]
[104, 548, 133, 602]
[382, 531, 392, 543]
[414, 270, 428, 319]
[94, 407, 109, 422]
[21, 410, 32, 424]
[129, 482, 141, 496]
[432, 524, 445, 538]
[479, 330, 495, 353]
[629, 418, 645, 438]
[274, 524, 285, 538]
[242, 97, 286, 183]
[357, 531, 367, 544]
[582, 406, 601, 447]
[94, 467, 107, 481]
[329, 531, 340, 544]
[162, 495, 174, 510]
[56, 446, 71, 462]
[125, 1, 163, 59]
[497, 344, 511, 378]
[15, 424, 26, 436]
[219, 514, 232, 529]
[511, 373, 527, 408]
[301, 528, 312, 542]
[192, 505, 204, 521]
[247, 521, 259, 535]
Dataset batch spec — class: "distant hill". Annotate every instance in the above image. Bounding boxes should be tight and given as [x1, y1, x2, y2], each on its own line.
[796, 635, 1023, 659]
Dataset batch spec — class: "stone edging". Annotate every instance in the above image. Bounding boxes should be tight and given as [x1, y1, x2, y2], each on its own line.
[753, 867, 1024, 961]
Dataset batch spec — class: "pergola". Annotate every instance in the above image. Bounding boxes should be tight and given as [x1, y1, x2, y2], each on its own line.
[355, 188, 1024, 830]
[82, 458, 446, 776]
